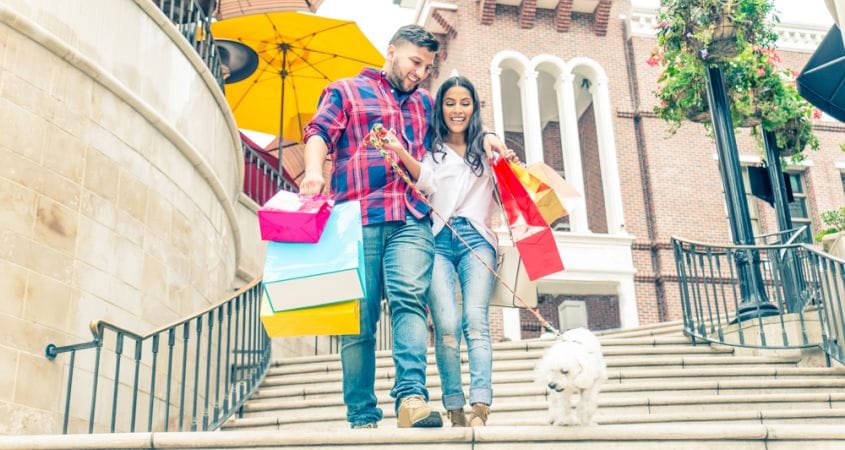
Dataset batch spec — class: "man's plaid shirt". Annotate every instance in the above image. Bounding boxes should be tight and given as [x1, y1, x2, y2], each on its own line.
[303, 68, 433, 225]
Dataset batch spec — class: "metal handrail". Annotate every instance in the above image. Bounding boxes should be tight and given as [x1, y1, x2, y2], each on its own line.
[154, 0, 224, 88]
[242, 142, 298, 206]
[672, 234, 845, 366]
[45, 278, 269, 434]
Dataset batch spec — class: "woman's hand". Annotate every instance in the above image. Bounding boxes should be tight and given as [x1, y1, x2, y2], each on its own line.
[382, 129, 407, 156]
[501, 148, 520, 164]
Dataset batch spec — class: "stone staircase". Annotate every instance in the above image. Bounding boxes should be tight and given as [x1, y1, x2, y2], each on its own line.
[4, 321, 845, 448]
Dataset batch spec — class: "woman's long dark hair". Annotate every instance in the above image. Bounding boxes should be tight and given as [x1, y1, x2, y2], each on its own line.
[431, 76, 485, 176]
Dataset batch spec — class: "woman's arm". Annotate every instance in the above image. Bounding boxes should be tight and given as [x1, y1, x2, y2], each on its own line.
[381, 130, 437, 195]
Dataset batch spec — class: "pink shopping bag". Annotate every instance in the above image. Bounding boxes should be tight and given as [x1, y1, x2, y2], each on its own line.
[258, 190, 333, 243]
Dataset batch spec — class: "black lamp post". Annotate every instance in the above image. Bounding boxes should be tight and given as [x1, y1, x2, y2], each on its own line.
[762, 130, 806, 312]
[704, 64, 779, 321]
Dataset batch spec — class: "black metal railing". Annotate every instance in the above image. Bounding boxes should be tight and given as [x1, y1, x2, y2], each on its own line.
[673, 233, 845, 365]
[242, 142, 298, 206]
[45, 278, 269, 434]
[153, 0, 224, 88]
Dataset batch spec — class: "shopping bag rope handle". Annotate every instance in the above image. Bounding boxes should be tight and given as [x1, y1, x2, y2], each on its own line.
[367, 129, 559, 336]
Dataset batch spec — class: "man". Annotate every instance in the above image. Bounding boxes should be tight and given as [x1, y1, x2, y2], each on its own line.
[300, 24, 507, 429]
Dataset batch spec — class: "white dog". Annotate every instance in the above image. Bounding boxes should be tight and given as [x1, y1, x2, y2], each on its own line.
[535, 327, 607, 426]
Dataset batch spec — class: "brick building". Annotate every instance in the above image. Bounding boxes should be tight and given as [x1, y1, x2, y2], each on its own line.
[414, 0, 845, 340]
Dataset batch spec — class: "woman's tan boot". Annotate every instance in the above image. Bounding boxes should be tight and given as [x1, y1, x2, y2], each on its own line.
[468, 403, 489, 427]
[447, 408, 468, 427]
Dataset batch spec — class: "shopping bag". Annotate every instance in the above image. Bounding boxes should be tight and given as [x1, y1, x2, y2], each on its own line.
[260, 291, 360, 337]
[258, 190, 333, 243]
[492, 157, 564, 280]
[490, 243, 539, 308]
[510, 163, 565, 225]
[454, 243, 538, 308]
[526, 163, 581, 218]
[263, 201, 367, 312]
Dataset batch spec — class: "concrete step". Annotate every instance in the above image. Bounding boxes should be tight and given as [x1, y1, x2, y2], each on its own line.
[262, 355, 802, 386]
[271, 336, 704, 368]
[253, 366, 845, 400]
[237, 391, 845, 424]
[250, 377, 845, 402]
[5, 424, 845, 449]
[224, 408, 845, 432]
[267, 345, 735, 377]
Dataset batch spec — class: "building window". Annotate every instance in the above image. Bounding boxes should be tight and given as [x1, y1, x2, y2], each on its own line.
[786, 171, 813, 243]
[840, 171, 845, 195]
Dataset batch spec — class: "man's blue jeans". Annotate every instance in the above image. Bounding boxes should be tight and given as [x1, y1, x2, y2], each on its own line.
[341, 215, 434, 427]
[428, 217, 496, 410]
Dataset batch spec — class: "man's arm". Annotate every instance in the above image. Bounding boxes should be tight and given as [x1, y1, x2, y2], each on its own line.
[299, 85, 346, 195]
[299, 135, 329, 195]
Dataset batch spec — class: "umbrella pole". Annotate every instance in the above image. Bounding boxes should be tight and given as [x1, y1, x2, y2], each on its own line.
[278, 44, 289, 177]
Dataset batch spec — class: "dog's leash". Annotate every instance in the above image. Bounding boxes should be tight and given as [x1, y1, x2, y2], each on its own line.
[365, 125, 559, 336]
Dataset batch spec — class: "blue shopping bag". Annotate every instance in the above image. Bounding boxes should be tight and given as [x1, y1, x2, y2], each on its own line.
[262, 200, 367, 312]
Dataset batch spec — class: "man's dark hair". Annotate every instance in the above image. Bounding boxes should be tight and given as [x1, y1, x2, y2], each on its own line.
[389, 25, 439, 52]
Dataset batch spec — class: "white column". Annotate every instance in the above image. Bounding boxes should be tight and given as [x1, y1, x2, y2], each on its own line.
[617, 277, 639, 328]
[518, 69, 544, 164]
[490, 67, 505, 138]
[502, 307, 522, 341]
[590, 79, 626, 235]
[557, 74, 589, 233]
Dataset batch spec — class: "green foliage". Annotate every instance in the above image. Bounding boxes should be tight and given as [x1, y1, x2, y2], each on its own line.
[655, 0, 778, 62]
[651, 0, 820, 162]
[815, 207, 845, 242]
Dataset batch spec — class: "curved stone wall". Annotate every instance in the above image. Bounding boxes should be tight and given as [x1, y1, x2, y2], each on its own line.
[0, 0, 255, 433]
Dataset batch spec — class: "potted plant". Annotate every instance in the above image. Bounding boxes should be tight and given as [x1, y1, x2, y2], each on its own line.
[755, 72, 822, 160]
[656, 0, 779, 62]
[816, 207, 845, 255]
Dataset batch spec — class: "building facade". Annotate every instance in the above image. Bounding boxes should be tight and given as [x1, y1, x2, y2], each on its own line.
[416, 0, 845, 340]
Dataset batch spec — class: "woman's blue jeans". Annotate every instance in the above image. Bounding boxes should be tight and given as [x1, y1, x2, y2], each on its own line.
[341, 215, 434, 427]
[428, 217, 496, 410]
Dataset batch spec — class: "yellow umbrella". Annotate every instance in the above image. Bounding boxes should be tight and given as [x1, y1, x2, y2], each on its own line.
[214, 0, 325, 20]
[211, 12, 384, 169]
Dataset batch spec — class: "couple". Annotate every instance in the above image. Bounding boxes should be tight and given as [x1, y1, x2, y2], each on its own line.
[300, 24, 516, 429]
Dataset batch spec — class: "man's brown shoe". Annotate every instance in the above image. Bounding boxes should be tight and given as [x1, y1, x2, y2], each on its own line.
[397, 395, 443, 428]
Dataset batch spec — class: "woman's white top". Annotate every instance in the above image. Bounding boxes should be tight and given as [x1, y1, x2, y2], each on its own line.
[415, 143, 499, 247]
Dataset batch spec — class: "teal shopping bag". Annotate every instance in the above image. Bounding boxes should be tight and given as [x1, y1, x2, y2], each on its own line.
[262, 200, 367, 312]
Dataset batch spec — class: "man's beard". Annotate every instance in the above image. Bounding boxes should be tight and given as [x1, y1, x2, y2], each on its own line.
[386, 64, 415, 94]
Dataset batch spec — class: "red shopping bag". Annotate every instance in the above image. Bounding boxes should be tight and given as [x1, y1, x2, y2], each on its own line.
[492, 157, 564, 280]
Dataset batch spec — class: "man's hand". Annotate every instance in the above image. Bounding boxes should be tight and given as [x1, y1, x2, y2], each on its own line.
[299, 170, 325, 196]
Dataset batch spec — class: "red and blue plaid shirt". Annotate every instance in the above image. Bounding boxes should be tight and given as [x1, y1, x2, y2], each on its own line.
[303, 68, 433, 226]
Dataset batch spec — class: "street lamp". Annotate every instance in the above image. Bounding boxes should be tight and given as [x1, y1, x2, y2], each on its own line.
[704, 64, 779, 322]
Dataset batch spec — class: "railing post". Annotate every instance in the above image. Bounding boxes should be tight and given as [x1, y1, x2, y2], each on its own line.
[704, 64, 778, 322]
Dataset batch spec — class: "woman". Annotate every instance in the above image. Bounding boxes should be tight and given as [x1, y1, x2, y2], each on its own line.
[385, 75, 516, 427]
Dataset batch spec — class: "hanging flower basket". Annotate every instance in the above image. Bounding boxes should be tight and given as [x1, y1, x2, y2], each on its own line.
[688, 17, 739, 62]
[685, 108, 711, 124]
[777, 119, 808, 156]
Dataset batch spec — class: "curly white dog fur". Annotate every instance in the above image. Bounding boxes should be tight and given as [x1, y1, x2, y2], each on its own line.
[535, 327, 607, 426]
